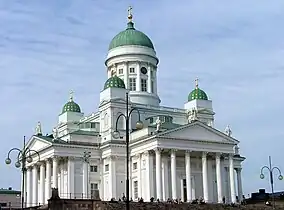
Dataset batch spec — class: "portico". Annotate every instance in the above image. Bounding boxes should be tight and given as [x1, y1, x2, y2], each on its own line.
[130, 148, 244, 203]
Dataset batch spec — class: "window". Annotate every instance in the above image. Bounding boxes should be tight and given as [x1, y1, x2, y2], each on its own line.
[119, 69, 123, 74]
[141, 79, 147, 92]
[129, 78, 136, 91]
[105, 164, 109, 172]
[129, 67, 135, 73]
[133, 162, 137, 170]
[90, 165, 98, 172]
[133, 181, 138, 199]
[91, 183, 98, 198]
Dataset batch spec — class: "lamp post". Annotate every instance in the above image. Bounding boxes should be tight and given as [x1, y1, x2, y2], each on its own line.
[83, 150, 91, 198]
[5, 136, 40, 209]
[113, 92, 143, 210]
[260, 156, 283, 209]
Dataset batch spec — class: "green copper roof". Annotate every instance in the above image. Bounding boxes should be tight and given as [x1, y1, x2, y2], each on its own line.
[188, 88, 208, 101]
[188, 80, 208, 101]
[62, 92, 81, 114]
[108, 22, 154, 50]
[104, 75, 126, 90]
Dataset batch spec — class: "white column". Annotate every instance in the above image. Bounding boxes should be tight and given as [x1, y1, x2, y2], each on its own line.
[147, 63, 152, 93]
[82, 161, 88, 198]
[137, 153, 142, 198]
[60, 162, 64, 198]
[171, 149, 177, 199]
[202, 152, 209, 202]
[229, 155, 236, 203]
[32, 165, 38, 206]
[144, 151, 154, 201]
[45, 159, 51, 203]
[155, 148, 162, 200]
[129, 156, 133, 199]
[39, 162, 45, 205]
[124, 62, 129, 89]
[180, 179, 185, 201]
[52, 158, 58, 188]
[154, 70, 157, 94]
[136, 62, 141, 91]
[162, 156, 169, 201]
[26, 167, 32, 207]
[216, 153, 223, 203]
[236, 168, 243, 202]
[68, 157, 75, 199]
[185, 151, 192, 202]
[109, 156, 116, 199]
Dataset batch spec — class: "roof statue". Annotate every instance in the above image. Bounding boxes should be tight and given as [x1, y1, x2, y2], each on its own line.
[187, 108, 198, 123]
[155, 116, 162, 132]
[35, 121, 42, 136]
[234, 145, 240, 155]
[225, 125, 232, 137]
[53, 127, 58, 140]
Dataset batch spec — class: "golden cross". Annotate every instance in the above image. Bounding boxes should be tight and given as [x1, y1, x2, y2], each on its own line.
[69, 90, 74, 101]
[127, 6, 133, 21]
[195, 78, 199, 88]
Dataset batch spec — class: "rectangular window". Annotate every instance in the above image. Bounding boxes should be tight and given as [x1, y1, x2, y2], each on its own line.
[119, 69, 123, 74]
[133, 162, 137, 170]
[129, 67, 135, 73]
[91, 183, 98, 198]
[133, 181, 138, 199]
[105, 164, 109, 172]
[141, 79, 147, 92]
[90, 165, 98, 172]
[129, 78, 136, 91]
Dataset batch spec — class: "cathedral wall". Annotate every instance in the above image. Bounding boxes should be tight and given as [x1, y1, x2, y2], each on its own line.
[74, 160, 83, 196]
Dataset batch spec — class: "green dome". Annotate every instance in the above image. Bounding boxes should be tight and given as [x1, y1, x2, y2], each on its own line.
[188, 88, 208, 101]
[62, 93, 81, 113]
[108, 22, 154, 50]
[104, 75, 126, 90]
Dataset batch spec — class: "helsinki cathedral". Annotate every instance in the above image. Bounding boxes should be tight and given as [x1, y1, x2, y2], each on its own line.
[17, 7, 245, 207]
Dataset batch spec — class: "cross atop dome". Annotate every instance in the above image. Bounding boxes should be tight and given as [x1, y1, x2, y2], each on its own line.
[128, 6, 133, 22]
[69, 90, 74, 102]
[195, 78, 199, 89]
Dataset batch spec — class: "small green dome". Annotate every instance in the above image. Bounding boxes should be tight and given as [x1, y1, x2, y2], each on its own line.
[104, 75, 126, 90]
[188, 88, 208, 101]
[62, 92, 81, 113]
[108, 22, 154, 50]
[188, 79, 208, 101]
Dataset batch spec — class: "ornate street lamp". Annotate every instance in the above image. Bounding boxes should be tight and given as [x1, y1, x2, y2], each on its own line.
[113, 92, 143, 210]
[260, 156, 283, 209]
[5, 136, 40, 209]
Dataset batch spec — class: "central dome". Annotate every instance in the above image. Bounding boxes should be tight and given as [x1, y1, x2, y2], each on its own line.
[108, 21, 154, 50]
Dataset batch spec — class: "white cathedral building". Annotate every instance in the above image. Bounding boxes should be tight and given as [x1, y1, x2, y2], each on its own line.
[18, 9, 245, 207]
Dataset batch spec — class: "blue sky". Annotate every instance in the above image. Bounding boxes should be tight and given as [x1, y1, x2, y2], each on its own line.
[1, 0, 284, 196]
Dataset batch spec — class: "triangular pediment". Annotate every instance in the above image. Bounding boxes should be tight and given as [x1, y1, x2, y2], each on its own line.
[26, 135, 52, 151]
[158, 121, 238, 144]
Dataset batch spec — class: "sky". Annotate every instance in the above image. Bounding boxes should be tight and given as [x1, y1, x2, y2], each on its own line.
[0, 0, 284, 197]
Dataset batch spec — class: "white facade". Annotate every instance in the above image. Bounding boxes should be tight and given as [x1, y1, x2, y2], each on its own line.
[22, 15, 245, 207]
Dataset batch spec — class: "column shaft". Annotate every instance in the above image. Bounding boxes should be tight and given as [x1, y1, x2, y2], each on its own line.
[137, 154, 142, 198]
[185, 151, 192, 202]
[171, 150, 177, 199]
[124, 62, 129, 89]
[162, 156, 169, 201]
[145, 151, 154, 201]
[202, 152, 209, 202]
[216, 154, 223, 203]
[236, 169, 243, 202]
[45, 160, 51, 202]
[155, 149, 162, 200]
[82, 162, 88, 198]
[147, 64, 152, 93]
[229, 155, 236, 203]
[39, 163, 45, 205]
[26, 168, 32, 207]
[32, 166, 38, 206]
[68, 158, 75, 199]
[52, 158, 58, 188]
[136, 62, 141, 91]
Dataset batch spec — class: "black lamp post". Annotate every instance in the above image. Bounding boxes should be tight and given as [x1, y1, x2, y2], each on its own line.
[5, 136, 40, 209]
[260, 156, 283, 209]
[113, 92, 143, 210]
